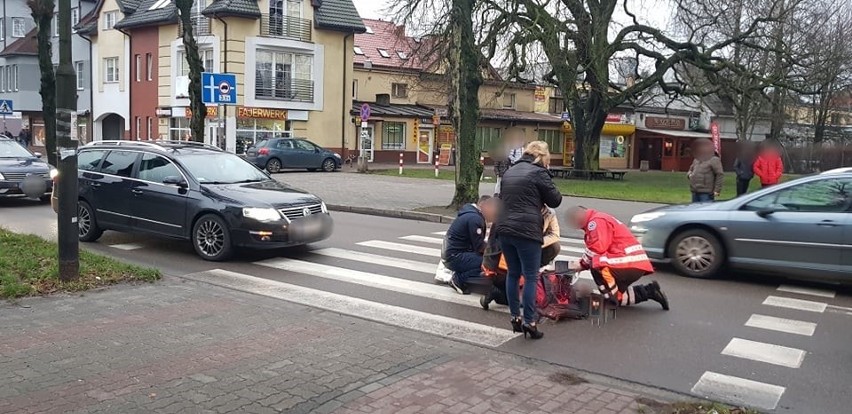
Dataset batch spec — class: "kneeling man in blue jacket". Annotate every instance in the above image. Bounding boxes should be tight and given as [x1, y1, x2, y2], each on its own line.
[442, 195, 498, 294]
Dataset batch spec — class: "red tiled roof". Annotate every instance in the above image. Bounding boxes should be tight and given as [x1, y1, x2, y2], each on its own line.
[354, 19, 433, 71]
[0, 28, 39, 57]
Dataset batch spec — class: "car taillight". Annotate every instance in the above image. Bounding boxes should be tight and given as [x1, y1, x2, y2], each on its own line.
[258, 147, 269, 155]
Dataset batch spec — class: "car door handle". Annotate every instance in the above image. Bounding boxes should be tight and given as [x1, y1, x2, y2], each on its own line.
[818, 220, 837, 227]
[89, 182, 102, 188]
[131, 189, 143, 195]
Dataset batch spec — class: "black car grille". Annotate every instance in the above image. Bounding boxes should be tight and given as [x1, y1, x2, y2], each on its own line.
[278, 204, 323, 220]
[2, 172, 49, 182]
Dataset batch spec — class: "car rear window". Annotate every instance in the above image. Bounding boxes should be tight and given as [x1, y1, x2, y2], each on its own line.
[100, 151, 138, 177]
[255, 140, 268, 148]
[77, 150, 106, 172]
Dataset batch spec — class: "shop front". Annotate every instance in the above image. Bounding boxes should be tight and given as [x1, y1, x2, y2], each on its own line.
[633, 115, 724, 171]
[560, 113, 635, 168]
[235, 106, 290, 154]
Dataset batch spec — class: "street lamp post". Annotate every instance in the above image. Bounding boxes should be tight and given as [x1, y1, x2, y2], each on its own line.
[56, 0, 79, 281]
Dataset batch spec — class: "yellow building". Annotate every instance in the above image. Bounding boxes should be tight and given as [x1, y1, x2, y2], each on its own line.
[352, 19, 567, 164]
[81, 0, 365, 154]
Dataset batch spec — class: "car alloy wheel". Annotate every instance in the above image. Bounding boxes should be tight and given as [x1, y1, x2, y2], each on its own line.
[78, 203, 92, 238]
[322, 158, 336, 172]
[676, 236, 715, 272]
[266, 158, 282, 174]
[192, 214, 233, 261]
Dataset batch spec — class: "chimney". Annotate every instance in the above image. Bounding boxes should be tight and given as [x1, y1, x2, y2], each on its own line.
[376, 94, 391, 105]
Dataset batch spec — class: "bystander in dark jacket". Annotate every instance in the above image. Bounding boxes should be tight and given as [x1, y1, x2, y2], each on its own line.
[733, 143, 755, 196]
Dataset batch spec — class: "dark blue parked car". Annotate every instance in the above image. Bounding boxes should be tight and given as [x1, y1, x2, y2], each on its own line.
[0, 137, 55, 201]
[245, 138, 341, 173]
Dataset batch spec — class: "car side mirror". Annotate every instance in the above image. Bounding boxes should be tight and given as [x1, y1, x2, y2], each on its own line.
[34, 152, 42, 158]
[756, 209, 775, 218]
[163, 176, 188, 188]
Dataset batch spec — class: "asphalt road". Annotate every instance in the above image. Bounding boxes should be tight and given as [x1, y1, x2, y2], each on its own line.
[2, 199, 851, 413]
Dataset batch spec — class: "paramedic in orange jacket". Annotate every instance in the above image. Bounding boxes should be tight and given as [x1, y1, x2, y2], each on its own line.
[567, 207, 669, 310]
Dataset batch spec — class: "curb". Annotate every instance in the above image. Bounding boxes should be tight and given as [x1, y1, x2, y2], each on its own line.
[327, 204, 455, 224]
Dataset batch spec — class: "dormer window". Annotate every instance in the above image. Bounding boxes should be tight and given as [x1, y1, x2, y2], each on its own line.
[354, 46, 364, 55]
[365, 26, 374, 34]
[378, 49, 390, 58]
[397, 51, 408, 60]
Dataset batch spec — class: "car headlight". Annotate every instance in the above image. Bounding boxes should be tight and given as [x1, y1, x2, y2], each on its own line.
[333, 153, 341, 159]
[630, 212, 666, 223]
[321, 202, 328, 213]
[49, 168, 59, 179]
[242, 207, 282, 222]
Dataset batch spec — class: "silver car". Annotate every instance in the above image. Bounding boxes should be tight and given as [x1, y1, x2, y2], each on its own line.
[630, 169, 852, 282]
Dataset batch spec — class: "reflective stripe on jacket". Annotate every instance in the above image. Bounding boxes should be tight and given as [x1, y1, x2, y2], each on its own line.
[579, 209, 654, 274]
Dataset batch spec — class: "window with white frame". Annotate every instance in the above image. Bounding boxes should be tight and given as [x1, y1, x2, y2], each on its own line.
[352, 79, 358, 99]
[0, 19, 5, 41]
[177, 49, 213, 76]
[135, 117, 141, 140]
[11, 65, 17, 91]
[104, 57, 119, 83]
[377, 49, 390, 58]
[135, 54, 141, 82]
[103, 11, 117, 30]
[269, 0, 302, 19]
[146, 53, 153, 81]
[0, 66, 5, 92]
[53, 14, 59, 37]
[75, 61, 84, 90]
[502, 93, 516, 109]
[147, 117, 153, 140]
[188, 0, 210, 34]
[538, 129, 564, 153]
[353, 46, 363, 55]
[12, 18, 25, 38]
[382, 122, 405, 150]
[255, 49, 314, 102]
[71, 8, 80, 27]
[391, 83, 408, 98]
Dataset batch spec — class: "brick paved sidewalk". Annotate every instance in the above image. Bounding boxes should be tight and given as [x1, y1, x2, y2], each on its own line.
[0, 278, 684, 414]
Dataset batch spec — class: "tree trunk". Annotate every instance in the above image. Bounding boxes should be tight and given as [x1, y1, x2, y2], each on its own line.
[569, 96, 605, 171]
[448, 0, 483, 209]
[175, 0, 206, 143]
[28, 0, 57, 166]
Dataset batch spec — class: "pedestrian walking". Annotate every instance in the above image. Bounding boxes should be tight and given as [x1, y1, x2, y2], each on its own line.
[687, 139, 724, 202]
[567, 206, 669, 310]
[492, 146, 510, 195]
[753, 140, 784, 188]
[494, 141, 562, 339]
[733, 142, 756, 196]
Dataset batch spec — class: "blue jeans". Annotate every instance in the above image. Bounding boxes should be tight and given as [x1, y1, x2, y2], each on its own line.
[446, 252, 483, 287]
[692, 192, 714, 203]
[500, 235, 542, 324]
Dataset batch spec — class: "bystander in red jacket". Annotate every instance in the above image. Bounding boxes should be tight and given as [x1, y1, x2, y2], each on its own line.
[753, 144, 783, 187]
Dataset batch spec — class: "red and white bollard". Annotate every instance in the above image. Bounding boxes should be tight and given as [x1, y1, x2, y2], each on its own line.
[398, 152, 404, 175]
[434, 159, 440, 177]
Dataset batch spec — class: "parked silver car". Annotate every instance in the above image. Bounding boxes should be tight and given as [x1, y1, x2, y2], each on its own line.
[630, 168, 852, 282]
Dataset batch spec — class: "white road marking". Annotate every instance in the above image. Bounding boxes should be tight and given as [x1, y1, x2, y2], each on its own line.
[777, 285, 836, 298]
[255, 257, 507, 313]
[432, 231, 446, 236]
[400, 235, 444, 245]
[763, 295, 827, 313]
[691, 371, 785, 411]
[310, 248, 436, 274]
[721, 338, 806, 368]
[109, 243, 144, 251]
[560, 237, 586, 245]
[357, 240, 441, 257]
[184, 269, 516, 347]
[559, 245, 587, 254]
[745, 314, 817, 337]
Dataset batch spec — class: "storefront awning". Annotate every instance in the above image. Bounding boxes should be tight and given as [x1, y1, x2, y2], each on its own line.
[602, 123, 635, 136]
[637, 128, 711, 139]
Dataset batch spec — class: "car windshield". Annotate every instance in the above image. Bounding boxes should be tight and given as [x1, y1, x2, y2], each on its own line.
[178, 153, 270, 184]
[0, 140, 34, 158]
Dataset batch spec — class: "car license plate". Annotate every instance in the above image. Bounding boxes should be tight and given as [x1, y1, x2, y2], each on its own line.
[290, 216, 324, 241]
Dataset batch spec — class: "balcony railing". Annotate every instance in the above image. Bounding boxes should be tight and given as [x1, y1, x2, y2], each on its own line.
[260, 14, 311, 42]
[255, 78, 315, 103]
[178, 16, 211, 37]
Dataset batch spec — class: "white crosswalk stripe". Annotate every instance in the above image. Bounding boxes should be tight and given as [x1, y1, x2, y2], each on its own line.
[691, 371, 785, 411]
[110, 243, 144, 251]
[357, 240, 441, 257]
[311, 248, 436, 274]
[184, 269, 516, 347]
[745, 314, 816, 337]
[763, 295, 827, 313]
[721, 338, 806, 368]
[776, 285, 836, 299]
[399, 235, 443, 244]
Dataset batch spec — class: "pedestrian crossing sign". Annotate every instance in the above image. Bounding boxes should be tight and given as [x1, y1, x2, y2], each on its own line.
[0, 100, 13, 115]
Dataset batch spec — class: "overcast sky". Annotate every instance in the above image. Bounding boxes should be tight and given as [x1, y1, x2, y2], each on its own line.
[354, 0, 390, 19]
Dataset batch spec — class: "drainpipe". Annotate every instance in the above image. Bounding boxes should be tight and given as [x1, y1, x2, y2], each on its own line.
[214, 14, 228, 150]
[3, 0, 7, 50]
[342, 31, 354, 157]
[116, 26, 132, 140]
[81, 31, 93, 143]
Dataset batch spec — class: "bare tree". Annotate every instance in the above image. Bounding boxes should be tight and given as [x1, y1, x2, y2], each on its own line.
[483, 0, 795, 170]
[28, 0, 57, 165]
[175, 0, 206, 142]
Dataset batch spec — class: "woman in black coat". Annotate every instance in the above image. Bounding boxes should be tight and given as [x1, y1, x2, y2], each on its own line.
[494, 141, 562, 339]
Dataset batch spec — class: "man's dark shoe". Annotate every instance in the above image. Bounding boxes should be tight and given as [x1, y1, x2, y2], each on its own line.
[480, 294, 491, 310]
[449, 277, 469, 295]
[648, 281, 670, 311]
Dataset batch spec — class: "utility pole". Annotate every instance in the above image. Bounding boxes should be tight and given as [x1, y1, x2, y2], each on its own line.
[56, 0, 79, 281]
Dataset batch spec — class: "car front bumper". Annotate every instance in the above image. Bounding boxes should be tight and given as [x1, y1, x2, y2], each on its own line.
[630, 224, 667, 261]
[231, 213, 333, 249]
[0, 180, 53, 198]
